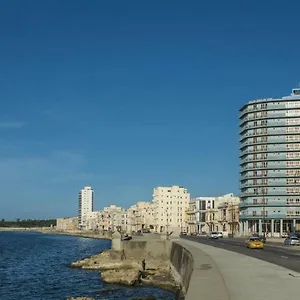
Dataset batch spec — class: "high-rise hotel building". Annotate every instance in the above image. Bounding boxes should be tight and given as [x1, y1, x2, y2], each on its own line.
[239, 87, 300, 236]
[78, 186, 94, 229]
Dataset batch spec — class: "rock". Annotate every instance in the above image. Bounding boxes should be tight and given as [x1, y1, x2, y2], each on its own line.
[145, 260, 170, 272]
[101, 269, 140, 285]
[82, 260, 143, 271]
[140, 269, 178, 292]
[70, 250, 126, 269]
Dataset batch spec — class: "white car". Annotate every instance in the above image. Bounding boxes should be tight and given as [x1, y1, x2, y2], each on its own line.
[217, 232, 223, 238]
[209, 232, 219, 239]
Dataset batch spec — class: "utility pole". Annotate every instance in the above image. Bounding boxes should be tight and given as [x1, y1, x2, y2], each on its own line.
[231, 204, 234, 237]
[293, 170, 300, 232]
[261, 187, 267, 239]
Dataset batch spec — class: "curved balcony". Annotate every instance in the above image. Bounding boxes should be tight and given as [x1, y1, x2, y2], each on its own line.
[239, 200, 300, 208]
[240, 120, 290, 133]
[240, 181, 288, 189]
[240, 191, 285, 198]
[239, 213, 300, 220]
[239, 103, 288, 118]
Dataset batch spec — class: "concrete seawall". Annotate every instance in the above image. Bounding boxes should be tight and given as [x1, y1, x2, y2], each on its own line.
[118, 237, 230, 300]
[169, 242, 194, 296]
[118, 237, 195, 299]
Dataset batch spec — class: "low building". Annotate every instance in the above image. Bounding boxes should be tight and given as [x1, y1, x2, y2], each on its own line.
[56, 217, 78, 231]
[205, 193, 240, 234]
[187, 196, 217, 234]
[217, 198, 240, 236]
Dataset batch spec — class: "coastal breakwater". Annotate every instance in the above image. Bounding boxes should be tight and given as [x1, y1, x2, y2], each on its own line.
[71, 233, 195, 299]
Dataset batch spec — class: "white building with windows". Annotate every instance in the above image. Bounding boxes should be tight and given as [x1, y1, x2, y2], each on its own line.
[240, 87, 300, 236]
[78, 186, 94, 229]
[153, 185, 190, 233]
[187, 196, 215, 233]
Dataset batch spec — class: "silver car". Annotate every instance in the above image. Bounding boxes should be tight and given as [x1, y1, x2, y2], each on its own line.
[284, 236, 300, 246]
[209, 232, 219, 239]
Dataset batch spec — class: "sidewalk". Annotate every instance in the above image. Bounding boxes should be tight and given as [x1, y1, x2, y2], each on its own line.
[179, 239, 300, 300]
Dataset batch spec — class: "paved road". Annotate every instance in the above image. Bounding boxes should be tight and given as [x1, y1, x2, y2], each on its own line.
[181, 235, 300, 273]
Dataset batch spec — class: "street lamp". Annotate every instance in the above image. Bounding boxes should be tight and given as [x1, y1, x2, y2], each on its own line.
[293, 170, 300, 233]
[261, 187, 266, 239]
[230, 204, 234, 238]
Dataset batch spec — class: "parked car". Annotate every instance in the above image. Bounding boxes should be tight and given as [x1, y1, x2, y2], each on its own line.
[122, 234, 132, 241]
[284, 236, 300, 246]
[217, 232, 223, 238]
[209, 232, 219, 239]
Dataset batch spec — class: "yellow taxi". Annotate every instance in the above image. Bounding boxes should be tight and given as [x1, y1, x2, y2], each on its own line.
[245, 237, 264, 249]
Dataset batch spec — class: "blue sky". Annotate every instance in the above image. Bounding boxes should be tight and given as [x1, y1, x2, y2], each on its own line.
[1, 0, 300, 220]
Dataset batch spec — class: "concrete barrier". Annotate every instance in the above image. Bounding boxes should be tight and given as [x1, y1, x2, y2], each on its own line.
[121, 239, 170, 259]
[120, 237, 228, 299]
[175, 240, 230, 300]
[169, 242, 194, 297]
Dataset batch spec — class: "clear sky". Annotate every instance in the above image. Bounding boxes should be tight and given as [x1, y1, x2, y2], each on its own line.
[1, 0, 300, 220]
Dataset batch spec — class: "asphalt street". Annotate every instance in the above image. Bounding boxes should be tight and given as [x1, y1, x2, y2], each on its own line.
[181, 235, 300, 273]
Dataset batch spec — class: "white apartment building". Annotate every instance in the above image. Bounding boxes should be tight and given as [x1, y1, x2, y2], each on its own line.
[187, 196, 215, 233]
[206, 193, 240, 233]
[78, 186, 94, 229]
[153, 185, 190, 233]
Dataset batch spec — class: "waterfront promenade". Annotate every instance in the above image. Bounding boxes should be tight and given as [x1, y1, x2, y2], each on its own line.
[181, 238, 300, 300]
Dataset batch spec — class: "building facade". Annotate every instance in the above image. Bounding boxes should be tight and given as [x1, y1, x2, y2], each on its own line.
[239, 87, 300, 236]
[56, 217, 78, 231]
[78, 186, 94, 229]
[153, 185, 190, 233]
[205, 193, 240, 234]
[186, 197, 215, 233]
[217, 198, 240, 236]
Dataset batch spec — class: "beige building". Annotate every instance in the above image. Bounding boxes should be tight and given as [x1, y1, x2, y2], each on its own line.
[126, 201, 155, 232]
[56, 217, 78, 231]
[205, 193, 240, 234]
[217, 200, 240, 236]
[153, 185, 190, 233]
[125, 204, 137, 233]
[186, 199, 197, 233]
[103, 205, 126, 231]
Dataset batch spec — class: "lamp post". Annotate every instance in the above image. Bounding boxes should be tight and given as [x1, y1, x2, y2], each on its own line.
[261, 187, 266, 239]
[293, 170, 300, 233]
[231, 204, 234, 238]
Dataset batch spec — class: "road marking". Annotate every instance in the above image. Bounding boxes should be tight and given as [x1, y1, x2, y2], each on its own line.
[280, 256, 288, 259]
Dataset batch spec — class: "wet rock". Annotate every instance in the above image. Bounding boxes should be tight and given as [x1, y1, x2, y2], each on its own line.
[70, 249, 178, 293]
[101, 268, 140, 285]
[140, 269, 178, 292]
[145, 260, 170, 272]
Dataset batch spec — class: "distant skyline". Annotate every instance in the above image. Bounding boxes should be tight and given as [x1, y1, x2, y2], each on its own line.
[1, 0, 300, 219]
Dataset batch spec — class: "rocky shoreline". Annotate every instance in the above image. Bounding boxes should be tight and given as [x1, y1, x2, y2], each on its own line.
[70, 248, 181, 298]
